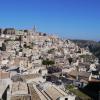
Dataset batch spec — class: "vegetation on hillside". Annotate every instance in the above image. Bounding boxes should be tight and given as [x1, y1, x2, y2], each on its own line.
[66, 84, 91, 100]
[42, 59, 55, 68]
[72, 39, 100, 63]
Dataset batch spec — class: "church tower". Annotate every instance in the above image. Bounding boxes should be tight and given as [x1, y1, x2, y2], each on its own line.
[33, 25, 36, 33]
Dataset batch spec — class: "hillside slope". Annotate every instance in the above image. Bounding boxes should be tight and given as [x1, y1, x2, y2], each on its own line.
[72, 39, 100, 63]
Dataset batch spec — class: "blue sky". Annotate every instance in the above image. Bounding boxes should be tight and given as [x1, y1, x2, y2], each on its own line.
[0, 0, 100, 40]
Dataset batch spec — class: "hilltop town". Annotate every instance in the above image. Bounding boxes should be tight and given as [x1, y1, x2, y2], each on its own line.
[0, 27, 100, 100]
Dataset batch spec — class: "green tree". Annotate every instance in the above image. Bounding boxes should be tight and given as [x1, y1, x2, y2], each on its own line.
[42, 59, 55, 68]
[49, 60, 55, 65]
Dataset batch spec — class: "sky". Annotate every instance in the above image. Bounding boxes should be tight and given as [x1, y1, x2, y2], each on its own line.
[0, 0, 100, 41]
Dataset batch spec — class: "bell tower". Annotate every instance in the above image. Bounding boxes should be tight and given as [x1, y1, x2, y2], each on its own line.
[33, 25, 36, 33]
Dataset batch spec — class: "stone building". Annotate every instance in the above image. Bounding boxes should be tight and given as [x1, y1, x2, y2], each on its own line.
[3, 28, 15, 35]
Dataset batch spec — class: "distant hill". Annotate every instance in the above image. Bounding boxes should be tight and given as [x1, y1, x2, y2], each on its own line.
[71, 39, 100, 63]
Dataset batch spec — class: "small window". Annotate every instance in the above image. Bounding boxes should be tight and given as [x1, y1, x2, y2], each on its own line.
[65, 98, 68, 100]
[24, 36, 26, 38]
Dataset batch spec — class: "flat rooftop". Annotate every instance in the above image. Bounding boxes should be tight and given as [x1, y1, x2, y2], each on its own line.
[21, 73, 41, 81]
[28, 83, 41, 100]
[11, 82, 28, 95]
